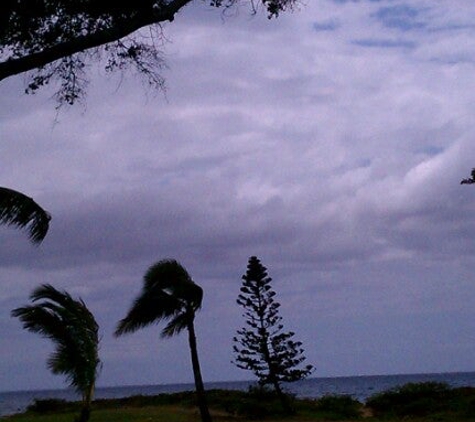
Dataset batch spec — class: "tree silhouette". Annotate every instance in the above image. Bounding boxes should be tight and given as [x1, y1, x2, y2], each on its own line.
[11, 284, 101, 422]
[461, 168, 475, 185]
[115, 259, 212, 422]
[0, 187, 51, 244]
[1, 0, 297, 105]
[233, 256, 313, 413]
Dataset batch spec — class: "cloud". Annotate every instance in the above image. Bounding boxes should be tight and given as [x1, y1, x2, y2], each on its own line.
[372, 5, 427, 31]
[352, 38, 416, 48]
[313, 19, 341, 31]
[1, 0, 475, 391]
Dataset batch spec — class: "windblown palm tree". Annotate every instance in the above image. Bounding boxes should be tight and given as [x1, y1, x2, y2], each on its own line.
[11, 284, 100, 422]
[115, 259, 212, 422]
[0, 187, 51, 243]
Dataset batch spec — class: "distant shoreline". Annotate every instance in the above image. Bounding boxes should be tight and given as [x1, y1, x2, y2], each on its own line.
[2, 371, 475, 417]
[5, 382, 475, 421]
[3, 370, 475, 395]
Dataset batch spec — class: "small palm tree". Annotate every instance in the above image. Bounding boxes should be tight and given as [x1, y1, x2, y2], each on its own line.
[115, 259, 212, 422]
[11, 284, 101, 422]
[0, 187, 51, 243]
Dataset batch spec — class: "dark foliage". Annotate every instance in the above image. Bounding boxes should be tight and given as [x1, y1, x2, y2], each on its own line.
[0, 187, 51, 244]
[25, 384, 475, 421]
[0, 0, 298, 106]
[367, 381, 449, 417]
[11, 284, 101, 422]
[314, 394, 362, 420]
[218, 384, 297, 419]
[365, 383, 475, 420]
[461, 168, 475, 184]
[115, 259, 212, 422]
[28, 389, 299, 419]
[27, 398, 72, 413]
[115, 259, 203, 337]
[233, 256, 313, 413]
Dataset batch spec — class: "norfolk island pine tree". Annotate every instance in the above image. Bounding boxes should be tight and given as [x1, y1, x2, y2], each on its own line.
[233, 256, 313, 414]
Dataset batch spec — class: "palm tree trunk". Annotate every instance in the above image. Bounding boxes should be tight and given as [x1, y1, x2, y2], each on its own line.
[77, 406, 90, 422]
[187, 317, 212, 422]
[77, 383, 94, 422]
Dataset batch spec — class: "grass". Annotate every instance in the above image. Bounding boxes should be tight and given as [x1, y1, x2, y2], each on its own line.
[3, 383, 475, 422]
[3, 405, 202, 422]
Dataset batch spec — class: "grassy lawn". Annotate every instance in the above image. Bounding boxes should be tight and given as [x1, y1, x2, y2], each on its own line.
[2, 406, 306, 422]
[3, 405, 211, 422]
[3, 404, 475, 422]
[3, 407, 475, 422]
[2, 405, 361, 422]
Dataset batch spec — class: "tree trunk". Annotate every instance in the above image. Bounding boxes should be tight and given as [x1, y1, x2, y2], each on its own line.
[187, 316, 212, 422]
[76, 406, 90, 422]
[76, 383, 95, 422]
[271, 377, 294, 415]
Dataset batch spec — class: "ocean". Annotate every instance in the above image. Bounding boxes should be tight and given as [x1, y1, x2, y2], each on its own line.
[1, 371, 475, 417]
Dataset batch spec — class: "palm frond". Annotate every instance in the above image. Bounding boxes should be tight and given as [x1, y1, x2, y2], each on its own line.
[30, 284, 73, 304]
[115, 288, 181, 335]
[0, 187, 51, 243]
[116, 259, 204, 337]
[11, 305, 67, 340]
[161, 312, 190, 338]
[144, 259, 192, 290]
[144, 260, 203, 310]
[11, 284, 100, 396]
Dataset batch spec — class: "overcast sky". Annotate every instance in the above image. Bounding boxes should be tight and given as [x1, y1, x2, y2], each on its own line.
[1, 0, 475, 393]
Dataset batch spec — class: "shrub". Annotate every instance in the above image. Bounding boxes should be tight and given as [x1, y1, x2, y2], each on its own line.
[366, 381, 451, 418]
[218, 385, 296, 419]
[27, 398, 77, 413]
[314, 394, 362, 420]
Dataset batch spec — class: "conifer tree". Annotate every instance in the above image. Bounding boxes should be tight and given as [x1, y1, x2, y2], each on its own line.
[232, 256, 313, 413]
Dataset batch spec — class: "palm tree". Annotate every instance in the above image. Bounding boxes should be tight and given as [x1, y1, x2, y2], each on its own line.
[115, 259, 212, 422]
[11, 284, 101, 422]
[0, 187, 51, 243]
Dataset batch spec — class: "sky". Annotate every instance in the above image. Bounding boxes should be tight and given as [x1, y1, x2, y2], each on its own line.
[1, 0, 475, 393]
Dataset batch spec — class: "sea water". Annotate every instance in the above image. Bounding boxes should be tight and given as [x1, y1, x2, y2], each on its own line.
[1, 372, 475, 417]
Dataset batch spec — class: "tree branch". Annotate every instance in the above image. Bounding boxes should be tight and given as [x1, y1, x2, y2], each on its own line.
[0, 0, 193, 82]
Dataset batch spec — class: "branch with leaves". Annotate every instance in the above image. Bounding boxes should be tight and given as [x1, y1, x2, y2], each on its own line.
[0, 0, 297, 105]
[461, 168, 475, 185]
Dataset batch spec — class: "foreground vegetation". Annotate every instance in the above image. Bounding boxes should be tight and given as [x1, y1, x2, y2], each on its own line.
[3, 382, 475, 422]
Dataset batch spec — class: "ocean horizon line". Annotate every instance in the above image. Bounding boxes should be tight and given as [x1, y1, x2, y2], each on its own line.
[2, 369, 475, 395]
